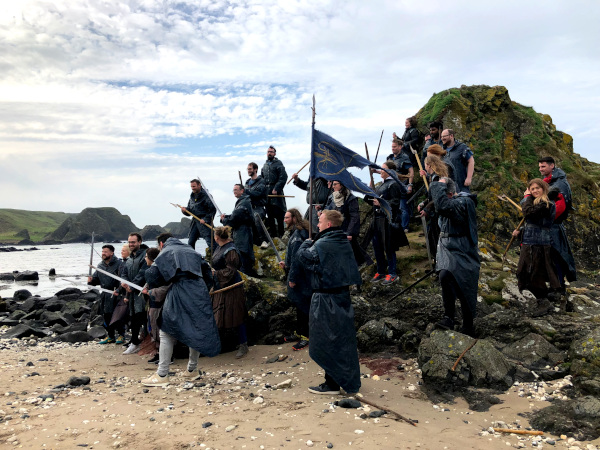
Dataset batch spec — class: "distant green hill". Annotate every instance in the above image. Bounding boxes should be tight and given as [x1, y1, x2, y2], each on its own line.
[0, 209, 76, 243]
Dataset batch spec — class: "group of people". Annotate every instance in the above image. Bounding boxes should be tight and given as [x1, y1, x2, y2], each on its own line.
[87, 119, 577, 394]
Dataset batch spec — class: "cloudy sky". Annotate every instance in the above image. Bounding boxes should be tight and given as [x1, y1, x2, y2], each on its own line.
[1, 0, 598, 228]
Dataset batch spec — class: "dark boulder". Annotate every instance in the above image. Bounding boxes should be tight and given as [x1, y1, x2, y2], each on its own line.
[55, 288, 82, 297]
[88, 326, 107, 339]
[13, 289, 32, 300]
[88, 314, 105, 328]
[14, 271, 39, 281]
[0, 300, 6, 313]
[67, 376, 91, 386]
[529, 396, 600, 441]
[1, 324, 51, 339]
[8, 310, 27, 320]
[21, 310, 42, 321]
[418, 330, 518, 390]
[502, 333, 565, 370]
[40, 311, 70, 327]
[52, 323, 87, 335]
[80, 291, 100, 302]
[53, 331, 93, 343]
[62, 301, 90, 318]
[356, 318, 413, 352]
[17, 297, 40, 313]
[48, 268, 56, 276]
[0, 273, 15, 281]
[0, 318, 19, 327]
[43, 297, 66, 312]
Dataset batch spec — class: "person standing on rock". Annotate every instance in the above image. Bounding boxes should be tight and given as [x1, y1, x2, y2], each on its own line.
[422, 121, 443, 166]
[261, 146, 287, 238]
[538, 156, 577, 301]
[512, 179, 561, 315]
[180, 178, 216, 251]
[88, 244, 123, 345]
[244, 162, 269, 247]
[279, 208, 311, 351]
[322, 180, 373, 266]
[291, 172, 331, 234]
[365, 161, 408, 285]
[441, 129, 475, 193]
[387, 136, 414, 233]
[121, 232, 148, 355]
[141, 233, 221, 387]
[431, 177, 480, 337]
[220, 184, 256, 276]
[295, 210, 362, 395]
[211, 226, 249, 359]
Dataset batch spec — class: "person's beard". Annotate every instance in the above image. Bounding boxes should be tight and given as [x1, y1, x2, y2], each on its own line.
[268, 154, 275, 161]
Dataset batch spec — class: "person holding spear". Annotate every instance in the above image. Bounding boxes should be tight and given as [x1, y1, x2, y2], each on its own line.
[180, 178, 216, 251]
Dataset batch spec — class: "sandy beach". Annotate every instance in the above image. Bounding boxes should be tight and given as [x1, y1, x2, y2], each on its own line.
[1, 339, 596, 450]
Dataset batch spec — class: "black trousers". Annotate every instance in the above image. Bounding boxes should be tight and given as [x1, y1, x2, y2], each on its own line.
[130, 311, 147, 345]
[439, 269, 474, 331]
[265, 204, 285, 238]
[188, 223, 215, 251]
[325, 373, 340, 390]
[296, 308, 309, 338]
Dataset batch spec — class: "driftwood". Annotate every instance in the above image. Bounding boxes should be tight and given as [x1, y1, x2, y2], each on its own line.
[451, 339, 479, 371]
[356, 396, 417, 427]
[493, 428, 543, 436]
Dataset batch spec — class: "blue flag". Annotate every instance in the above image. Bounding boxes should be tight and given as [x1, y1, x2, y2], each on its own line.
[310, 128, 400, 220]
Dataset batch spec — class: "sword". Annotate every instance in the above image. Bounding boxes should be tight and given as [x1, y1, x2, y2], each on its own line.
[197, 176, 222, 216]
[254, 212, 283, 262]
[89, 264, 146, 292]
[421, 215, 434, 271]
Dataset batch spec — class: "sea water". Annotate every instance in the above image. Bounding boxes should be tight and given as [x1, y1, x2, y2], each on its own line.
[0, 240, 205, 298]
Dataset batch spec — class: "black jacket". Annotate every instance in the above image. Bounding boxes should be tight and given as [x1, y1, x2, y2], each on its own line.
[261, 157, 288, 210]
[221, 194, 254, 256]
[244, 175, 268, 209]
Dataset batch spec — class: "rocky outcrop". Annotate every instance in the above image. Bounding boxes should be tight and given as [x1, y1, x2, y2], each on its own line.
[140, 225, 166, 241]
[46, 207, 138, 243]
[415, 85, 600, 269]
[163, 218, 192, 238]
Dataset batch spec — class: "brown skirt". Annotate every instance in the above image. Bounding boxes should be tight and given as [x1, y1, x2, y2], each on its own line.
[212, 285, 246, 329]
[148, 307, 161, 344]
[516, 244, 561, 293]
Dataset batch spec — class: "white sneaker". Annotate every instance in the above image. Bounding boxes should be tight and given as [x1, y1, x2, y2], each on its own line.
[260, 241, 269, 249]
[141, 373, 169, 387]
[180, 369, 200, 380]
[123, 343, 140, 355]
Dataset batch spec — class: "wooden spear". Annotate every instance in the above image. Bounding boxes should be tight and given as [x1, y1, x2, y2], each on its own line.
[238, 170, 243, 185]
[286, 160, 311, 185]
[170, 202, 214, 230]
[365, 142, 375, 189]
[210, 280, 245, 296]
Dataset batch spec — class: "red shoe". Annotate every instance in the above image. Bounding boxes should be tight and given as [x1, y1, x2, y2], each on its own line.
[292, 340, 309, 351]
[371, 273, 383, 282]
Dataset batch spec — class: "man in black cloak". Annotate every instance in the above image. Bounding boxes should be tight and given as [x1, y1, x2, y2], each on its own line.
[295, 209, 362, 395]
[141, 233, 220, 387]
[431, 177, 480, 337]
[221, 184, 255, 276]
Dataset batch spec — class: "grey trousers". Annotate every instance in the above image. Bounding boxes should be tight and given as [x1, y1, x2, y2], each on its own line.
[157, 329, 200, 377]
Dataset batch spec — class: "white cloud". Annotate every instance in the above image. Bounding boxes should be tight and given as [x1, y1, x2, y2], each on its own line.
[0, 0, 598, 226]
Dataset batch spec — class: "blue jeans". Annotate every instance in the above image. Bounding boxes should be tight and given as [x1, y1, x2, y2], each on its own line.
[400, 198, 410, 230]
[372, 227, 397, 276]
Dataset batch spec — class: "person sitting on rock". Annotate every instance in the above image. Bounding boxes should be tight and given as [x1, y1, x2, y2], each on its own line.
[512, 178, 562, 315]
[295, 210, 362, 395]
[88, 244, 123, 345]
[279, 208, 311, 351]
[431, 177, 480, 337]
[141, 233, 220, 387]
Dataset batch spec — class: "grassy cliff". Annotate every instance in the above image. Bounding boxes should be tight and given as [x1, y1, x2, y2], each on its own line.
[0, 209, 75, 243]
[415, 85, 600, 270]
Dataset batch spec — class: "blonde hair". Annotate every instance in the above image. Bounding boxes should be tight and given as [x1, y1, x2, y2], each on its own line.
[424, 154, 449, 178]
[214, 226, 232, 240]
[528, 178, 550, 206]
[321, 209, 344, 227]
